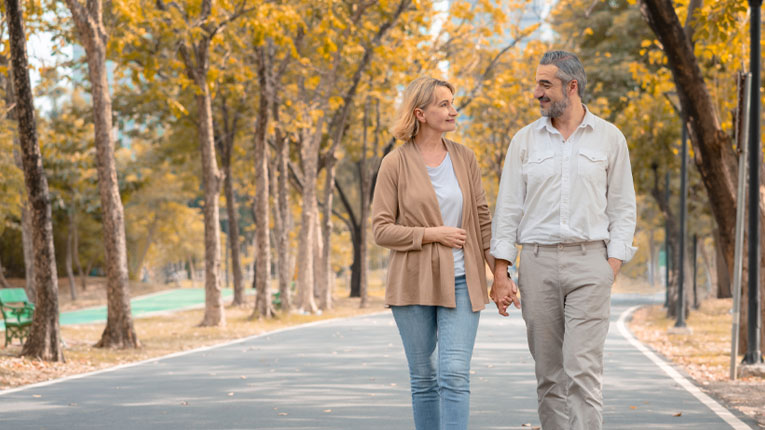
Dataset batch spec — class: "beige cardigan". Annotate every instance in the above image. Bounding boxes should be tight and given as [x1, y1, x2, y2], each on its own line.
[372, 139, 494, 312]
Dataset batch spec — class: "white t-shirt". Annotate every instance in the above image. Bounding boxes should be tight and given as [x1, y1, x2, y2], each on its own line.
[426, 152, 465, 277]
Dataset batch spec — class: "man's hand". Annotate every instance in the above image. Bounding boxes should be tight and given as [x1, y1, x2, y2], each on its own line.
[607, 257, 622, 280]
[490, 260, 521, 317]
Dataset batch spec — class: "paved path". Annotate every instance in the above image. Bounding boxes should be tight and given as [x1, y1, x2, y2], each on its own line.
[0, 294, 757, 429]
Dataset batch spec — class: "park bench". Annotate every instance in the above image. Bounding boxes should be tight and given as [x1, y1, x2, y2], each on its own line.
[0, 288, 35, 346]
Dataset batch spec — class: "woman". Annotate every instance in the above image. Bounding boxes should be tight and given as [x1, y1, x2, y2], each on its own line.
[372, 77, 495, 430]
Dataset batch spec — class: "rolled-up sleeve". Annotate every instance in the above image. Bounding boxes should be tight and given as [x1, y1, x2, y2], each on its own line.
[605, 134, 637, 262]
[372, 154, 426, 252]
[491, 137, 525, 265]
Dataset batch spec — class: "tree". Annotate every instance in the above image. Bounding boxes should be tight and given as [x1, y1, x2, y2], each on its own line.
[143, 0, 252, 326]
[639, 0, 764, 351]
[253, 43, 274, 319]
[0, 22, 34, 299]
[64, 0, 139, 348]
[214, 88, 246, 306]
[5, 0, 63, 361]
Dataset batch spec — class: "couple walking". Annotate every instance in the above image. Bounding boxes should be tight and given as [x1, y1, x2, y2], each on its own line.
[372, 51, 637, 430]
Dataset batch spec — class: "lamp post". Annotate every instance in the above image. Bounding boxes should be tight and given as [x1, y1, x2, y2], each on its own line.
[676, 124, 688, 328]
[744, 0, 762, 365]
[665, 171, 671, 303]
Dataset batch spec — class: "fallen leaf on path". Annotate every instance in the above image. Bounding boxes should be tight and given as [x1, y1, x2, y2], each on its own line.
[673, 412, 683, 417]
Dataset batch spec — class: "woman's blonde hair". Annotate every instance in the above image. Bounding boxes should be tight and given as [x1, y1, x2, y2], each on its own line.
[390, 77, 455, 141]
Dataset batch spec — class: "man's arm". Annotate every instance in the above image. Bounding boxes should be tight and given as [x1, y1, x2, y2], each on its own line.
[490, 136, 525, 267]
[490, 136, 525, 315]
[605, 133, 637, 276]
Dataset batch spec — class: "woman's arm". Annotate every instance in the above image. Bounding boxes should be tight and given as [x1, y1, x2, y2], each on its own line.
[372, 154, 466, 251]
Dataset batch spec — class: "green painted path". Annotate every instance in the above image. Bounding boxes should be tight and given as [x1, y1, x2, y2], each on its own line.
[1, 288, 239, 330]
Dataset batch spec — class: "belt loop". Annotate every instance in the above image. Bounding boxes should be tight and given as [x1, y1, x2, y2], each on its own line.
[580, 243, 586, 255]
[534, 244, 539, 256]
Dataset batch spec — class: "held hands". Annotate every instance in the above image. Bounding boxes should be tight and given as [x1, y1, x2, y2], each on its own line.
[490, 268, 520, 317]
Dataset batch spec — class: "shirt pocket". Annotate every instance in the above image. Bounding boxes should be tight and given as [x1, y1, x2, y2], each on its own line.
[577, 148, 608, 187]
[524, 150, 556, 185]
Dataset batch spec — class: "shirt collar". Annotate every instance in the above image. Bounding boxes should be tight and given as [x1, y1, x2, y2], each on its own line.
[535, 104, 596, 135]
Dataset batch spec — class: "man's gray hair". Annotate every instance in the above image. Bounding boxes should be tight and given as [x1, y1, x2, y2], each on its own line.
[540, 51, 587, 99]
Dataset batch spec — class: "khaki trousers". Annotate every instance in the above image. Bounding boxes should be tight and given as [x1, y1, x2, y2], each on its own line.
[517, 241, 614, 430]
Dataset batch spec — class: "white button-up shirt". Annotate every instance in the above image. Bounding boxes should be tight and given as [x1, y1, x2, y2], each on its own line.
[490, 106, 637, 264]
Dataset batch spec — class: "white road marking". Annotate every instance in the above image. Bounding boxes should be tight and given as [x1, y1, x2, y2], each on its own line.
[617, 306, 752, 430]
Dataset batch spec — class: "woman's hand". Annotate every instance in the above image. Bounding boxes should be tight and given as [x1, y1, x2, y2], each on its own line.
[424, 226, 467, 249]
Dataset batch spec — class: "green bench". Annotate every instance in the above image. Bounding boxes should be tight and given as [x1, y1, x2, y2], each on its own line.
[0, 288, 35, 346]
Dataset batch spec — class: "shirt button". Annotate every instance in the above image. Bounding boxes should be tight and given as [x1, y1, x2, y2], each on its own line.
[557, 244, 564, 250]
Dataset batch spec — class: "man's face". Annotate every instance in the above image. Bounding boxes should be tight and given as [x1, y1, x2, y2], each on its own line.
[534, 64, 569, 118]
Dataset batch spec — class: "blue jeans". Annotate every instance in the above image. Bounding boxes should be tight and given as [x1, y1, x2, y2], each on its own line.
[391, 275, 480, 430]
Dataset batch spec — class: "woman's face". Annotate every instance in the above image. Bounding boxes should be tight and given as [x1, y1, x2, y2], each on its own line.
[416, 86, 458, 134]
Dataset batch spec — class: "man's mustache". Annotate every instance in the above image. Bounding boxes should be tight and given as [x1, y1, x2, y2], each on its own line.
[538, 97, 551, 102]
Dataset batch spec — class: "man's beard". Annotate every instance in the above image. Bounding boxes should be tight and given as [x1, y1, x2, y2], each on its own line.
[540, 91, 569, 118]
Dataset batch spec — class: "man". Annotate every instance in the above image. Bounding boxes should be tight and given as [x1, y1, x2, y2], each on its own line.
[490, 51, 636, 430]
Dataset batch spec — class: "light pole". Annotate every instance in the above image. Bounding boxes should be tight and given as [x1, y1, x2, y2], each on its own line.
[676, 124, 688, 328]
[665, 171, 671, 307]
[744, 0, 762, 365]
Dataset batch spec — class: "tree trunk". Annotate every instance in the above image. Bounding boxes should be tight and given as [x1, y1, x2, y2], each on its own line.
[216, 94, 245, 305]
[222, 147, 244, 306]
[296, 129, 321, 314]
[650, 166, 680, 317]
[359, 99, 374, 308]
[65, 0, 138, 348]
[187, 258, 196, 286]
[6, 54, 35, 300]
[349, 221, 362, 298]
[640, 0, 765, 352]
[252, 46, 273, 319]
[313, 212, 324, 301]
[647, 229, 656, 286]
[0, 257, 11, 289]
[698, 239, 714, 296]
[195, 83, 225, 327]
[71, 210, 87, 290]
[7, 0, 63, 361]
[714, 227, 731, 298]
[129, 213, 157, 281]
[273, 122, 292, 313]
[20, 200, 35, 297]
[66, 209, 77, 301]
[318, 158, 337, 311]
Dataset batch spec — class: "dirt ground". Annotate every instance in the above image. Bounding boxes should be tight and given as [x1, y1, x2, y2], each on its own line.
[630, 300, 765, 428]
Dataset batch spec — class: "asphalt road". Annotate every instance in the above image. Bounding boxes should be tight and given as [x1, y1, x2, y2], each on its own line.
[0, 293, 757, 429]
